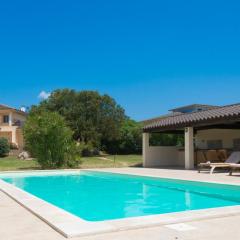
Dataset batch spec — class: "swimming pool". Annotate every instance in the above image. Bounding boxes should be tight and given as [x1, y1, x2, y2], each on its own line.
[1, 170, 240, 221]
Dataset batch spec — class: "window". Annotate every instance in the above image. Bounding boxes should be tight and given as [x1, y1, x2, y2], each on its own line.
[3, 115, 9, 123]
[207, 140, 223, 149]
[233, 139, 240, 150]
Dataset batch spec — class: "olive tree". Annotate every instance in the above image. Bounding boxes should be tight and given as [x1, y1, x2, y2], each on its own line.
[24, 110, 79, 169]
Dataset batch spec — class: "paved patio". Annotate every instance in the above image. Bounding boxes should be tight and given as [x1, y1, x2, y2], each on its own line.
[1, 168, 240, 240]
[94, 167, 240, 185]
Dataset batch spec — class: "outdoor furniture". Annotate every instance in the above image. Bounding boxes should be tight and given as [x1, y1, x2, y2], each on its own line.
[206, 150, 220, 162]
[217, 149, 228, 162]
[196, 150, 220, 165]
[229, 164, 240, 176]
[196, 151, 207, 165]
[198, 151, 240, 174]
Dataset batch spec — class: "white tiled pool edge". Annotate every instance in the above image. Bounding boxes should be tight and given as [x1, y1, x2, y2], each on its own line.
[0, 179, 116, 238]
[1, 169, 240, 238]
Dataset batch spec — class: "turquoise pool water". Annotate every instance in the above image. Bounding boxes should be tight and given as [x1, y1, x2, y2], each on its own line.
[1, 171, 240, 221]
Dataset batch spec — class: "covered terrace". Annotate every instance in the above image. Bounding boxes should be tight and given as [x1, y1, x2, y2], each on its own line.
[143, 104, 240, 169]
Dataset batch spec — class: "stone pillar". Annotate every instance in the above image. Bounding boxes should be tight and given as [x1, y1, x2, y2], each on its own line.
[143, 132, 149, 168]
[185, 127, 194, 169]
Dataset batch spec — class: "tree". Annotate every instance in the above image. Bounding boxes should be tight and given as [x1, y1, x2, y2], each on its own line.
[118, 119, 142, 154]
[36, 89, 126, 148]
[0, 138, 10, 157]
[150, 133, 184, 147]
[24, 110, 79, 169]
[103, 119, 142, 154]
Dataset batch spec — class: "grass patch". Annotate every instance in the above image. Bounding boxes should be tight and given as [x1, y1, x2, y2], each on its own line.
[0, 155, 142, 171]
[81, 155, 142, 168]
[0, 156, 40, 171]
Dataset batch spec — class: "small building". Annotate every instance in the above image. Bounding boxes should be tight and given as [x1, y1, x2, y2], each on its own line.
[0, 104, 27, 150]
[143, 104, 240, 169]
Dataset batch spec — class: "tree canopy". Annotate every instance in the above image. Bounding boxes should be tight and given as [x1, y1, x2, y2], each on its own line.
[32, 89, 127, 150]
[28, 89, 184, 155]
[104, 119, 142, 154]
[150, 133, 184, 147]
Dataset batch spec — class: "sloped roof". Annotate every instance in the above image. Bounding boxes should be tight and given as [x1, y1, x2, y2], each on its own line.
[141, 112, 183, 125]
[0, 104, 27, 115]
[144, 104, 240, 131]
[170, 104, 218, 112]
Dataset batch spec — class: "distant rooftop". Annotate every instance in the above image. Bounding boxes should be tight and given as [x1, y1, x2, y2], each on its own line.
[141, 104, 219, 125]
[0, 104, 27, 115]
[170, 104, 219, 113]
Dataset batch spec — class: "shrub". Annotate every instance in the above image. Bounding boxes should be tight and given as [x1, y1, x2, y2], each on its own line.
[92, 148, 100, 156]
[24, 110, 80, 169]
[0, 138, 10, 157]
[76, 142, 100, 157]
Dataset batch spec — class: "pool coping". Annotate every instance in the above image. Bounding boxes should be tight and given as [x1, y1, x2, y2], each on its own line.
[1, 169, 240, 238]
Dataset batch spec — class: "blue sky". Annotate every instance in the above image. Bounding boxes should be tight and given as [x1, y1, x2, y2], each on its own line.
[0, 0, 240, 120]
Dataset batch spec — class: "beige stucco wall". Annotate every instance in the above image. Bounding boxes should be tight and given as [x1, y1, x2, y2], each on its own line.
[143, 133, 183, 167]
[144, 146, 183, 167]
[143, 132, 185, 168]
[16, 129, 24, 150]
[0, 131, 12, 143]
[12, 112, 26, 126]
[0, 110, 26, 126]
[0, 111, 9, 126]
[0, 126, 18, 144]
[0, 109, 26, 148]
[195, 129, 240, 149]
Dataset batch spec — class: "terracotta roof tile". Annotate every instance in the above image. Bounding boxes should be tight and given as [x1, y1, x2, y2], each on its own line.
[144, 104, 240, 131]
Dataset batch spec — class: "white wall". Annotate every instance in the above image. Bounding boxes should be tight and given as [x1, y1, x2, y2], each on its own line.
[196, 129, 240, 149]
[143, 132, 185, 168]
[144, 146, 182, 167]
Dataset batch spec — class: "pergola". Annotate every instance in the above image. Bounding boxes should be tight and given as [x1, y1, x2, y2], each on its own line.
[143, 104, 240, 169]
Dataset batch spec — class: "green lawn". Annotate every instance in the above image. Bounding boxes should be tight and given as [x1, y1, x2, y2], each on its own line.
[0, 155, 142, 171]
[0, 156, 40, 171]
[81, 155, 142, 168]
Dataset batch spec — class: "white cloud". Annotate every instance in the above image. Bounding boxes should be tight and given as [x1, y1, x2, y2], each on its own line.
[38, 90, 51, 100]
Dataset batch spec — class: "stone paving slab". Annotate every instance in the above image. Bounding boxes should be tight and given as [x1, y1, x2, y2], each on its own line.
[91, 167, 240, 185]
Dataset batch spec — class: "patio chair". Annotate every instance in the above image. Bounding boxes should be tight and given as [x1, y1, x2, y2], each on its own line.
[217, 149, 228, 162]
[229, 164, 240, 176]
[198, 151, 240, 174]
[206, 150, 220, 163]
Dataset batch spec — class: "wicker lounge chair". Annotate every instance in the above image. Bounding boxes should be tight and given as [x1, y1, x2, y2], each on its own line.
[198, 151, 240, 174]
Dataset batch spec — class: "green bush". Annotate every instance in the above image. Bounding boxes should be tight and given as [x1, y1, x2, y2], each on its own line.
[0, 138, 10, 157]
[76, 142, 100, 157]
[24, 110, 80, 169]
[103, 119, 142, 154]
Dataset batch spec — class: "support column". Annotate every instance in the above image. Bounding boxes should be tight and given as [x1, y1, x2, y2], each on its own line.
[9, 112, 13, 126]
[143, 132, 149, 168]
[11, 128, 17, 145]
[185, 127, 194, 169]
